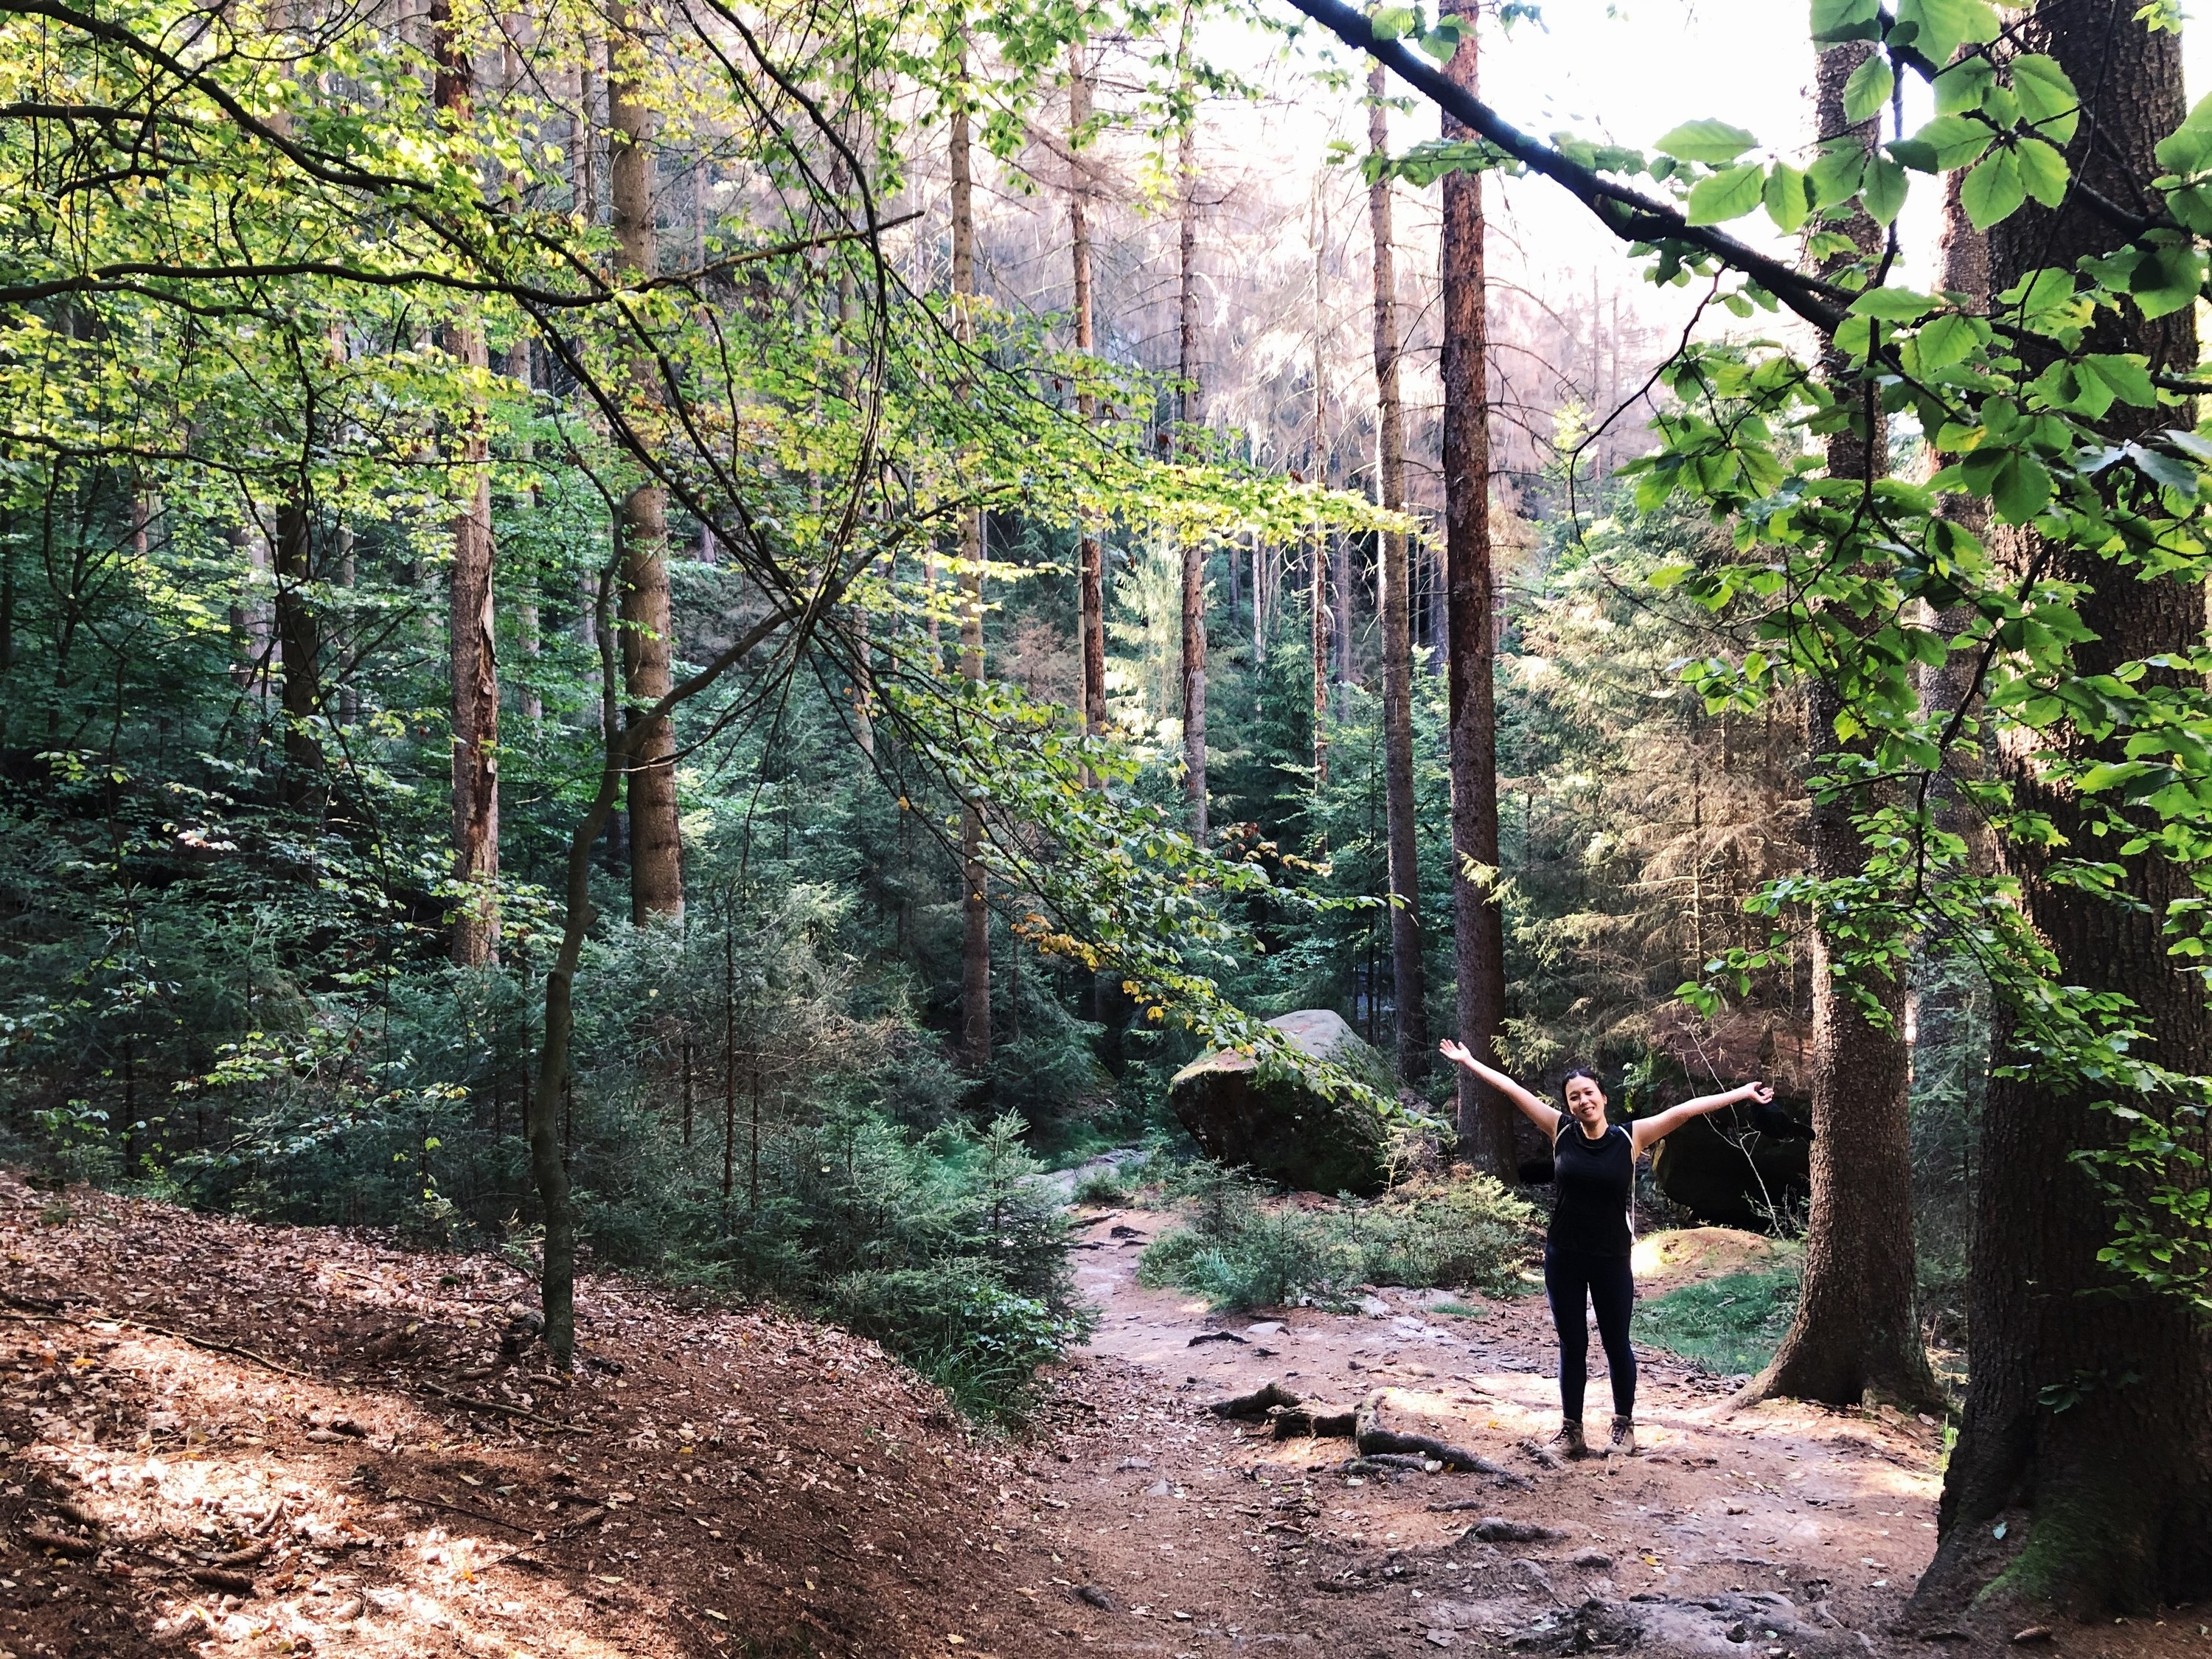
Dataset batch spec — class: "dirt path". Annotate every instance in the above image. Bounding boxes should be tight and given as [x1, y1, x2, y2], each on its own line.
[2, 1175, 2205, 1658]
[1026, 1205, 2202, 1658]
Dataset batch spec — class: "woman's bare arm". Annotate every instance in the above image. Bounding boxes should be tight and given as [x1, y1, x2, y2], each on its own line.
[1439, 1041, 1561, 1139]
[1628, 1081, 1773, 1155]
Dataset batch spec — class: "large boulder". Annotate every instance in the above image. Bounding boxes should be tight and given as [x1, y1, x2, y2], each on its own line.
[1646, 1098, 1812, 1231]
[1168, 1010, 1402, 1195]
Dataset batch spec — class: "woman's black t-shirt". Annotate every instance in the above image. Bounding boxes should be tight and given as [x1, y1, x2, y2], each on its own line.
[1549, 1121, 1634, 1256]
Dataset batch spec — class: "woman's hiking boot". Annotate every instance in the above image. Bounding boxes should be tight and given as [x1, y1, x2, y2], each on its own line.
[1548, 1420, 1588, 1461]
[1608, 1415, 1638, 1456]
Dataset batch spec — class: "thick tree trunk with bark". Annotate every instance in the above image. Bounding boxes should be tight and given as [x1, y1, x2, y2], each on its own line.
[435, 4, 500, 967]
[1438, 6, 1509, 1172]
[1368, 67, 1425, 1081]
[1913, 3, 2212, 1619]
[1176, 32, 1207, 842]
[608, 0, 682, 925]
[1069, 44, 1106, 765]
[951, 40, 992, 1071]
[1746, 40, 1938, 1415]
[273, 504, 321, 807]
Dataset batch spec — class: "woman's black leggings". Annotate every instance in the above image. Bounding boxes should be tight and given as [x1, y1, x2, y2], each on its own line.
[1543, 1246, 1637, 1422]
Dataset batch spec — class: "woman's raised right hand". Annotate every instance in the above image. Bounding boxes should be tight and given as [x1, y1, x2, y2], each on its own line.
[1439, 1039, 1476, 1069]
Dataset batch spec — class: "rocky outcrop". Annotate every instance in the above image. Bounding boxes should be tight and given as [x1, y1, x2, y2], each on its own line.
[1167, 1010, 1403, 1195]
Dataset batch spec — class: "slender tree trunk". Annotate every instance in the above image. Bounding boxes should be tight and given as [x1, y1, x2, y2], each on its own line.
[1070, 42, 1107, 767]
[951, 33, 992, 1071]
[509, 340, 545, 728]
[1438, 6, 1509, 1171]
[1744, 39, 1938, 1414]
[436, 2, 500, 967]
[1913, 1, 2212, 1619]
[334, 527, 358, 726]
[607, 0, 681, 924]
[1311, 188, 1329, 787]
[1368, 65, 1425, 1080]
[273, 504, 322, 807]
[1176, 3, 1207, 842]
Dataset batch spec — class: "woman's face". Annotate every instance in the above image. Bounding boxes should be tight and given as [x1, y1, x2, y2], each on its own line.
[1564, 1074, 1609, 1134]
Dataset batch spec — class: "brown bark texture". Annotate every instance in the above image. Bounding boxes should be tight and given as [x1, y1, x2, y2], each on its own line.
[952, 44, 992, 1071]
[436, 6, 500, 968]
[1914, 2, 2212, 1619]
[1746, 41, 1938, 1415]
[1177, 47, 1207, 843]
[1368, 67, 1426, 1080]
[273, 507, 323, 814]
[608, 0, 682, 925]
[1437, 7, 1509, 1172]
[273, 504, 322, 806]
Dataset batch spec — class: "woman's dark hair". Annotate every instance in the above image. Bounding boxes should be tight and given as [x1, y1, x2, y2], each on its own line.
[1559, 1067, 1603, 1103]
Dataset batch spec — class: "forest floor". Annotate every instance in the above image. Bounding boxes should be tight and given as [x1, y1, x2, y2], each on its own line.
[0, 1172, 2205, 1659]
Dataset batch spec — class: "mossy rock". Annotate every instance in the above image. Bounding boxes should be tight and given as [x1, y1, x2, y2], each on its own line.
[1168, 1010, 1399, 1196]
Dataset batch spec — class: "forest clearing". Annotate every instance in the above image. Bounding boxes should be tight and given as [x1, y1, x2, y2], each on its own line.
[7, 0, 2212, 1648]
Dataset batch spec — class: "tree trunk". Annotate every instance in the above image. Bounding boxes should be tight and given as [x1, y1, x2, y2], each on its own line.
[1745, 39, 1938, 1415]
[436, 1, 500, 968]
[952, 34, 992, 1071]
[1368, 66, 1425, 1082]
[608, 0, 682, 925]
[1176, 24, 1207, 843]
[1437, 7, 1509, 1172]
[1070, 42, 1106, 766]
[1912, 2, 2212, 1620]
[273, 504, 322, 807]
[1312, 187, 1330, 787]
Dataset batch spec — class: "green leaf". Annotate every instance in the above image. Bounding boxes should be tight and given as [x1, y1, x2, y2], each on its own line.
[1916, 311, 1979, 369]
[1810, 0, 1882, 42]
[1686, 164, 1767, 226]
[2132, 445, 2200, 495]
[1992, 451, 2054, 523]
[1902, 114, 1994, 172]
[1808, 142, 1868, 207]
[1763, 164, 1813, 232]
[2011, 54, 2080, 145]
[1893, 0, 2001, 68]
[1934, 54, 1996, 116]
[2129, 243, 2205, 319]
[1850, 286, 1936, 322]
[2157, 124, 2212, 175]
[2084, 354, 2157, 408]
[2002, 266, 2079, 321]
[1655, 119, 1761, 165]
[1960, 149, 2025, 229]
[1862, 156, 1909, 224]
[2032, 359, 2115, 420]
[1844, 53, 1896, 125]
[2016, 139, 2070, 207]
[1370, 5, 1418, 41]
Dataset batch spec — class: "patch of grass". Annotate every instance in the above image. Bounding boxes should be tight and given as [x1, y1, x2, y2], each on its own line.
[1428, 1301, 1487, 1319]
[1632, 1263, 1802, 1377]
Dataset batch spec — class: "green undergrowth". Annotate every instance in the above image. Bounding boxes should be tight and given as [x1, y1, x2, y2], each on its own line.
[1135, 1160, 1541, 1312]
[1631, 1260, 1804, 1377]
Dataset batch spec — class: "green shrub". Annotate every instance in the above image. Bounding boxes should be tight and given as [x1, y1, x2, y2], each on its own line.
[830, 1259, 1093, 1425]
[1071, 1168, 1135, 1206]
[1632, 1262, 1804, 1376]
[1136, 1161, 1540, 1312]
